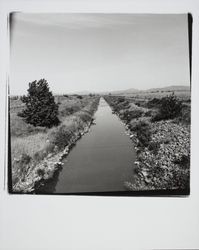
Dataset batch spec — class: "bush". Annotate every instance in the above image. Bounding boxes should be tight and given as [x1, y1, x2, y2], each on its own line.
[117, 97, 125, 103]
[137, 130, 151, 147]
[123, 109, 143, 121]
[178, 105, 191, 124]
[78, 111, 91, 123]
[76, 95, 83, 99]
[123, 100, 130, 107]
[152, 93, 182, 121]
[18, 79, 60, 128]
[114, 100, 129, 113]
[147, 98, 161, 108]
[131, 120, 151, 147]
[49, 125, 73, 150]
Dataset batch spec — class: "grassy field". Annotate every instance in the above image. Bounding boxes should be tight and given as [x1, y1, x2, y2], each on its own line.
[116, 89, 191, 105]
[104, 89, 191, 191]
[10, 87, 191, 193]
[10, 94, 100, 192]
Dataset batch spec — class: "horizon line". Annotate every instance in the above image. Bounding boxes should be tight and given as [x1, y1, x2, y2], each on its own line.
[10, 84, 191, 96]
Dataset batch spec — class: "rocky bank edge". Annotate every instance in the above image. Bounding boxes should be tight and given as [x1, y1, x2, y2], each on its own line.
[105, 97, 190, 191]
[124, 120, 190, 191]
[12, 100, 100, 193]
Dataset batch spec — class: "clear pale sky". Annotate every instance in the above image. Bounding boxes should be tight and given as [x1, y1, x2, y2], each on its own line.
[10, 13, 190, 95]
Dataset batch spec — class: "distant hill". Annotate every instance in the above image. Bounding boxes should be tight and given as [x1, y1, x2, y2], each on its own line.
[145, 85, 190, 93]
[113, 88, 139, 94]
[72, 90, 93, 95]
[105, 85, 190, 95]
[68, 85, 190, 96]
[99, 88, 139, 95]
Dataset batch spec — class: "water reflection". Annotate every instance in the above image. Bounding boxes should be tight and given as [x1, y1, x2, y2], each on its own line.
[39, 98, 136, 194]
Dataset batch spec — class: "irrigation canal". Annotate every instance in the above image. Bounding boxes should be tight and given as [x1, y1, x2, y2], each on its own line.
[41, 98, 136, 194]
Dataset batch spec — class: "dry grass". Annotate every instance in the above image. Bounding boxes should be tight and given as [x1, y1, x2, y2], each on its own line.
[11, 133, 48, 160]
[10, 95, 92, 137]
[10, 113, 47, 137]
[123, 90, 191, 102]
[10, 95, 100, 186]
[105, 93, 190, 190]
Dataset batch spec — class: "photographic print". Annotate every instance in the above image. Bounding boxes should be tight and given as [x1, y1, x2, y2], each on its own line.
[9, 13, 191, 195]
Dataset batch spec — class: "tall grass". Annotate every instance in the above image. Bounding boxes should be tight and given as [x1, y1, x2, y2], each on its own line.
[11, 113, 47, 137]
[10, 95, 100, 187]
[11, 133, 48, 160]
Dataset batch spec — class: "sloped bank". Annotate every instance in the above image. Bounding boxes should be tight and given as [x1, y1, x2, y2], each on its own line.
[104, 95, 190, 192]
[12, 97, 100, 193]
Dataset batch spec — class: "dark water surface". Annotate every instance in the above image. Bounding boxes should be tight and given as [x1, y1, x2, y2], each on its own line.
[48, 98, 136, 193]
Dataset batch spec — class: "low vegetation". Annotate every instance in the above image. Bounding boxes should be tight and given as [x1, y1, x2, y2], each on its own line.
[151, 93, 183, 121]
[104, 90, 190, 192]
[10, 81, 100, 192]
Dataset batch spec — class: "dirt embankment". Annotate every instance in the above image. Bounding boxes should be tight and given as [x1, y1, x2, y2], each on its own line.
[104, 95, 190, 192]
[11, 97, 100, 193]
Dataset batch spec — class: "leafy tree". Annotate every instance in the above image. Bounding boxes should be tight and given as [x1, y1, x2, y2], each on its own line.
[18, 79, 60, 128]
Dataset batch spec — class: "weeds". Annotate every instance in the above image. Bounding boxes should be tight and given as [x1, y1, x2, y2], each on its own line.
[123, 109, 143, 121]
[11, 95, 100, 189]
[105, 93, 190, 191]
[49, 125, 73, 150]
[130, 120, 151, 147]
[152, 94, 183, 121]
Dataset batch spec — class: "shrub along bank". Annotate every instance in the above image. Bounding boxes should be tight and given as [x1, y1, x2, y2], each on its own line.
[104, 95, 190, 191]
[11, 96, 100, 193]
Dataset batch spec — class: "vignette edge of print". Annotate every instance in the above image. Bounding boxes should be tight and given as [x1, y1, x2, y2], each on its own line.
[8, 13, 191, 196]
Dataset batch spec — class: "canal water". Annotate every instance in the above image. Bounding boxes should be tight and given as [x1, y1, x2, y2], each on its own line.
[52, 98, 136, 193]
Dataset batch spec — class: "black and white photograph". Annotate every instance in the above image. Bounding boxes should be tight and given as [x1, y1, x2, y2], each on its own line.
[9, 13, 191, 195]
[2, 0, 199, 249]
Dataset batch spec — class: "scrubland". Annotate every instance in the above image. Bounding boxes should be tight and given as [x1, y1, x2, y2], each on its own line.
[104, 89, 190, 192]
[10, 95, 100, 192]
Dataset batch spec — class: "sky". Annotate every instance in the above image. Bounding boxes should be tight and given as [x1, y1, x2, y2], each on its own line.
[10, 13, 190, 95]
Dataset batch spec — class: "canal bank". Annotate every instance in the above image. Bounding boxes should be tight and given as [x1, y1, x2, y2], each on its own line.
[13, 97, 100, 193]
[40, 98, 136, 194]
